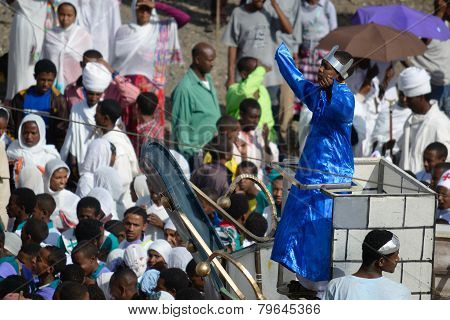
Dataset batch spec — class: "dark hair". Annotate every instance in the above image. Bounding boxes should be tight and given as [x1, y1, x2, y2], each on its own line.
[237, 56, 257, 73]
[227, 193, 249, 220]
[104, 220, 125, 238]
[72, 240, 99, 261]
[334, 51, 354, 78]
[207, 134, 233, 161]
[239, 98, 261, 115]
[76, 197, 101, 217]
[83, 49, 103, 60]
[0, 275, 31, 299]
[34, 59, 57, 76]
[87, 284, 106, 300]
[123, 207, 148, 223]
[60, 264, 85, 283]
[98, 99, 122, 124]
[59, 281, 89, 300]
[137, 92, 158, 116]
[23, 218, 49, 244]
[244, 212, 268, 237]
[110, 267, 137, 286]
[19, 242, 41, 257]
[45, 246, 67, 275]
[201, 188, 219, 202]
[36, 194, 56, 215]
[58, 2, 77, 16]
[0, 229, 4, 246]
[216, 115, 239, 132]
[175, 287, 204, 300]
[435, 162, 450, 173]
[159, 268, 190, 293]
[362, 230, 396, 266]
[237, 161, 258, 176]
[425, 142, 448, 160]
[0, 108, 9, 120]
[185, 259, 198, 278]
[74, 219, 103, 243]
[12, 188, 37, 215]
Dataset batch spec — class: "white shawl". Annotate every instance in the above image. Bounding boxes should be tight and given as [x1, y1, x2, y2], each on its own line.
[60, 99, 98, 167]
[43, 24, 93, 89]
[399, 101, 450, 172]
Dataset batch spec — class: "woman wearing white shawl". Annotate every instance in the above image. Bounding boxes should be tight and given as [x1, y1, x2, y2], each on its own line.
[43, 2, 93, 90]
[167, 247, 192, 272]
[76, 138, 112, 198]
[44, 159, 80, 231]
[7, 114, 60, 186]
[133, 175, 152, 209]
[60, 62, 111, 169]
[18, 166, 44, 194]
[124, 244, 148, 281]
[94, 166, 126, 219]
[147, 239, 172, 271]
[6, 0, 58, 100]
[88, 187, 118, 221]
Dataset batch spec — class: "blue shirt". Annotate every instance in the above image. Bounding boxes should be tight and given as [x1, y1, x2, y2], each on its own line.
[23, 87, 52, 124]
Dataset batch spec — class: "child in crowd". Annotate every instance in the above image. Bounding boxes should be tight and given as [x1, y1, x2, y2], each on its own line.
[135, 92, 163, 156]
[71, 241, 110, 285]
[186, 259, 204, 294]
[431, 163, 450, 191]
[17, 242, 41, 275]
[436, 170, 450, 223]
[0, 231, 23, 281]
[235, 161, 267, 213]
[20, 218, 49, 246]
[197, 188, 222, 227]
[33, 194, 61, 245]
[164, 220, 183, 248]
[109, 267, 140, 300]
[242, 212, 268, 248]
[156, 268, 190, 299]
[105, 220, 126, 244]
[32, 246, 67, 300]
[191, 135, 233, 197]
[216, 193, 249, 252]
[415, 142, 448, 184]
[7, 188, 37, 233]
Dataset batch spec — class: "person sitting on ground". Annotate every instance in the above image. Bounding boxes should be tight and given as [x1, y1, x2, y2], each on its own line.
[58, 281, 90, 300]
[7, 114, 60, 187]
[7, 188, 36, 233]
[109, 267, 141, 300]
[44, 159, 80, 231]
[226, 57, 275, 139]
[119, 207, 151, 250]
[10, 59, 68, 150]
[71, 241, 111, 286]
[186, 259, 204, 294]
[216, 193, 249, 252]
[415, 142, 448, 184]
[32, 193, 61, 246]
[191, 135, 233, 197]
[324, 230, 411, 300]
[147, 239, 172, 271]
[431, 162, 450, 191]
[20, 218, 49, 246]
[135, 92, 163, 157]
[436, 169, 450, 223]
[0, 232, 23, 281]
[31, 246, 67, 300]
[197, 188, 222, 227]
[156, 267, 190, 299]
[43, 2, 92, 91]
[164, 220, 183, 247]
[105, 220, 126, 244]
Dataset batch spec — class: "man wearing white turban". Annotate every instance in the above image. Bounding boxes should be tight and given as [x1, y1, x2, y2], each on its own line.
[60, 62, 112, 175]
[397, 67, 450, 173]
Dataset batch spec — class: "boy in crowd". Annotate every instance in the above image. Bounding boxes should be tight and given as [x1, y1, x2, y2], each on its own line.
[72, 241, 111, 285]
[20, 218, 49, 246]
[32, 193, 61, 246]
[135, 92, 163, 156]
[243, 212, 268, 248]
[109, 267, 140, 300]
[32, 246, 67, 300]
[17, 242, 41, 275]
[7, 188, 36, 233]
[197, 188, 222, 227]
[156, 268, 190, 298]
[186, 259, 205, 294]
[235, 161, 267, 213]
[436, 170, 450, 223]
[415, 142, 448, 184]
[10, 59, 68, 150]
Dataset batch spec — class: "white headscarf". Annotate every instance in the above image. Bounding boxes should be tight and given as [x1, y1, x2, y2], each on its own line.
[124, 244, 148, 278]
[94, 166, 123, 201]
[134, 175, 152, 208]
[398, 67, 431, 98]
[6, 114, 60, 170]
[82, 62, 111, 92]
[18, 165, 44, 194]
[164, 219, 176, 231]
[106, 248, 124, 272]
[88, 187, 118, 220]
[76, 139, 112, 197]
[45, 159, 80, 230]
[148, 239, 172, 263]
[167, 247, 192, 272]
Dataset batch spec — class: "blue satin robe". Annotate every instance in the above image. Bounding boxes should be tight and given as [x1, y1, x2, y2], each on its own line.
[271, 43, 355, 282]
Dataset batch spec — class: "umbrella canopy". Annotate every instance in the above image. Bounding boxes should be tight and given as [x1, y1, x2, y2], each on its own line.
[317, 23, 426, 62]
[352, 4, 450, 40]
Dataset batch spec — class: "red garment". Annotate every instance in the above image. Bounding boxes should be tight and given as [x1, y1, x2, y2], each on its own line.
[135, 119, 164, 157]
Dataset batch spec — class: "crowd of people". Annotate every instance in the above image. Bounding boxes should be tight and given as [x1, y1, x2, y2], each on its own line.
[0, 0, 449, 300]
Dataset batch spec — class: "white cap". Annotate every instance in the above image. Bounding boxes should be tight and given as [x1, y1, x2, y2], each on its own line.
[148, 239, 172, 263]
[82, 62, 111, 93]
[4, 232, 22, 256]
[398, 67, 431, 98]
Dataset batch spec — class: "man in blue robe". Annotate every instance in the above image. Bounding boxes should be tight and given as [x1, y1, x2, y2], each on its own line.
[271, 43, 355, 296]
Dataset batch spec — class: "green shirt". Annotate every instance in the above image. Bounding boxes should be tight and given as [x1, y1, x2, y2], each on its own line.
[171, 68, 221, 158]
[226, 66, 275, 137]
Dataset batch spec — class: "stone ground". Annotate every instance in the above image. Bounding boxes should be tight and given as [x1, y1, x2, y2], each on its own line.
[0, 0, 434, 104]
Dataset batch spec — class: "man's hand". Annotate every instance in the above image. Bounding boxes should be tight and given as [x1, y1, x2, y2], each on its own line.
[148, 213, 164, 229]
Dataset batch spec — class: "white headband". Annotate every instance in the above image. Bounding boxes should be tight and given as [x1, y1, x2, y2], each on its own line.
[377, 234, 400, 255]
[323, 45, 353, 80]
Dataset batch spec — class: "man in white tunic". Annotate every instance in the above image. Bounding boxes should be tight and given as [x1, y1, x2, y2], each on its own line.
[398, 67, 450, 173]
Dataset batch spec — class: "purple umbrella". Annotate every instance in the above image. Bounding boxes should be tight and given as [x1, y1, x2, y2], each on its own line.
[352, 4, 450, 40]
